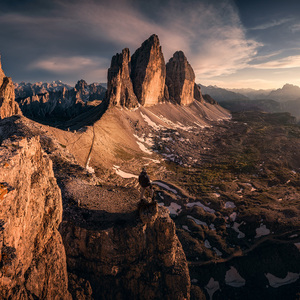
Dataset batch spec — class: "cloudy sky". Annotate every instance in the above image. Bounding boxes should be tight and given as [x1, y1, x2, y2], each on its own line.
[1, 0, 300, 89]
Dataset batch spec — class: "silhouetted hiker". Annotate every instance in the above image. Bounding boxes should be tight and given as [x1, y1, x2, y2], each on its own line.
[139, 167, 154, 201]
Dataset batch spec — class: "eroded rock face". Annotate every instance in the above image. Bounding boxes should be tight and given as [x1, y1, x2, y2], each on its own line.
[107, 48, 139, 108]
[0, 130, 71, 299]
[131, 34, 166, 106]
[194, 84, 204, 103]
[60, 206, 190, 300]
[0, 59, 22, 119]
[166, 51, 195, 106]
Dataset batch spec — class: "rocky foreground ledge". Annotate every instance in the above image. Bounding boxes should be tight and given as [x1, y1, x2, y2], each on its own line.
[60, 201, 190, 300]
[0, 129, 71, 299]
[0, 116, 191, 299]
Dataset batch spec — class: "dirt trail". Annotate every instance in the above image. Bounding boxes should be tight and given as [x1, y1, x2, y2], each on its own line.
[85, 125, 95, 169]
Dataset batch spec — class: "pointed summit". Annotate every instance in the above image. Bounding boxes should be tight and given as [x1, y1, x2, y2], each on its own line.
[107, 48, 139, 108]
[131, 34, 166, 106]
[166, 51, 195, 106]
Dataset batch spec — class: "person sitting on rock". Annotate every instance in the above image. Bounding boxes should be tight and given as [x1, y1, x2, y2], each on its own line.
[138, 167, 154, 201]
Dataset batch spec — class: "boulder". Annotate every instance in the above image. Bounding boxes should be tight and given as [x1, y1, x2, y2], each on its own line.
[131, 34, 166, 106]
[107, 48, 139, 108]
[166, 51, 195, 106]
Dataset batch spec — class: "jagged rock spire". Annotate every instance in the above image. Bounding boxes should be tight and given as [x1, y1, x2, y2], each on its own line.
[0, 55, 22, 119]
[131, 34, 167, 106]
[194, 84, 204, 103]
[106, 48, 139, 108]
[166, 51, 195, 106]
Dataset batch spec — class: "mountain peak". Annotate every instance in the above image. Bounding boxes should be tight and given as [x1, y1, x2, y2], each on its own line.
[166, 51, 195, 105]
[282, 83, 300, 90]
[130, 34, 166, 106]
[107, 47, 139, 108]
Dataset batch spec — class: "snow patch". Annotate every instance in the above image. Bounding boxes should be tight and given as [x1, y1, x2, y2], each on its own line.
[213, 247, 222, 256]
[289, 234, 298, 238]
[182, 225, 191, 232]
[204, 240, 212, 248]
[133, 134, 144, 143]
[165, 202, 182, 216]
[294, 243, 300, 251]
[186, 201, 215, 213]
[230, 212, 237, 221]
[225, 267, 246, 287]
[205, 278, 220, 300]
[136, 141, 153, 154]
[225, 201, 236, 208]
[140, 112, 161, 130]
[152, 181, 178, 194]
[187, 215, 208, 227]
[255, 224, 270, 238]
[209, 224, 216, 230]
[265, 272, 299, 288]
[143, 157, 160, 164]
[232, 222, 245, 238]
[113, 166, 138, 179]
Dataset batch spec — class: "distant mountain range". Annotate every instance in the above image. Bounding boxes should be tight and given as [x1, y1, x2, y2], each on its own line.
[199, 83, 300, 121]
[14, 80, 106, 124]
[200, 83, 300, 102]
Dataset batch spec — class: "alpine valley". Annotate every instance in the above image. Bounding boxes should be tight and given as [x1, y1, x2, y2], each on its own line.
[0, 34, 299, 300]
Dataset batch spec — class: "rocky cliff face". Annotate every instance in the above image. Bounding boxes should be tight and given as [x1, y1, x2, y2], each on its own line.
[131, 34, 166, 106]
[0, 59, 22, 119]
[166, 51, 195, 106]
[60, 203, 190, 300]
[107, 48, 139, 108]
[0, 120, 71, 299]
